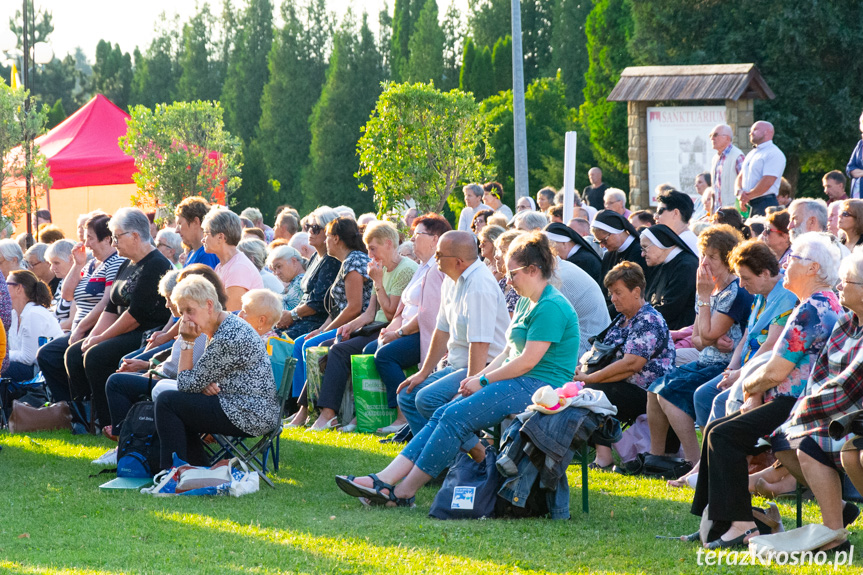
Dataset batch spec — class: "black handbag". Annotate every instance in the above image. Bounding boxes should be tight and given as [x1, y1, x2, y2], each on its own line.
[583, 323, 622, 374]
[350, 321, 389, 338]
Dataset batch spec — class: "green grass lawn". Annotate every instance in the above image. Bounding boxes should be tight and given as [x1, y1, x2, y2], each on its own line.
[1, 428, 861, 575]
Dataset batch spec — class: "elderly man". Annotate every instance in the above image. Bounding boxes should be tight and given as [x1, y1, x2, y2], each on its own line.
[273, 210, 299, 242]
[553, 255, 610, 357]
[709, 124, 745, 210]
[240, 207, 274, 242]
[569, 217, 604, 256]
[397, 231, 509, 443]
[457, 183, 490, 232]
[582, 167, 608, 209]
[655, 189, 700, 256]
[604, 188, 631, 219]
[823, 170, 849, 235]
[788, 198, 850, 258]
[736, 121, 787, 216]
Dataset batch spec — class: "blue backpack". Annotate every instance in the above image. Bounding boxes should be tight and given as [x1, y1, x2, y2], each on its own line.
[116, 401, 161, 478]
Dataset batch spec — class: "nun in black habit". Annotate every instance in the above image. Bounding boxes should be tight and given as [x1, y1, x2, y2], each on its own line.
[591, 210, 651, 301]
[543, 222, 603, 285]
[639, 224, 699, 330]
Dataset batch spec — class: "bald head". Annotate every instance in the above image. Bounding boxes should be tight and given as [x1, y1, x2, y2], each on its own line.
[750, 121, 775, 145]
[588, 167, 602, 186]
[440, 231, 479, 262]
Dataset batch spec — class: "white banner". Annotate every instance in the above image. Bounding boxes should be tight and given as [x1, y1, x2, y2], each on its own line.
[646, 106, 726, 205]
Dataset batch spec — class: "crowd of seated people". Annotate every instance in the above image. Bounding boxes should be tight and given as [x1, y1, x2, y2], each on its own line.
[8, 165, 863, 550]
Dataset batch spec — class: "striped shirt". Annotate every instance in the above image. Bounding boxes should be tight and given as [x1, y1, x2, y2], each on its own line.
[72, 252, 126, 328]
[51, 278, 72, 324]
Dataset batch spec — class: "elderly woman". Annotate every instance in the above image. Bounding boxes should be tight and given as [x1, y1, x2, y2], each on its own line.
[305, 220, 418, 430]
[761, 209, 792, 267]
[155, 275, 278, 469]
[3, 270, 64, 382]
[44, 239, 76, 330]
[514, 211, 549, 232]
[640, 224, 699, 330]
[65, 208, 173, 431]
[646, 225, 752, 471]
[267, 245, 306, 314]
[279, 207, 341, 341]
[516, 196, 537, 213]
[155, 229, 183, 269]
[478, 225, 505, 273]
[237, 237, 284, 294]
[239, 288, 283, 340]
[202, 208, 264, 310]
[36, 214, 125, 403]
[471, 209, 494, 235]
[0, 239, 25, 278]
[337, 231, 580, 507]
[493, 229, 525, 313]
[288, 216, 372, 421]
[838, 199, 863, 248]
[24, 243, 58, 293]
[544, 222, 602, 284]
[592, 210, 649, 304]
[573, 262, 676, 470]
[686, 233, 843, 549]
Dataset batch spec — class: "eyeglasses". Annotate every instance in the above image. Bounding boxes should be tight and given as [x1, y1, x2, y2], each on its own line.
[303, 224, 323, 234]
[112, 231, 131, 242]
[26, 259, 44, 267]
[5, 281, 19, 287]
[412, 231, 433, 241]
[842, 278, 863, 286]
[434, 251, 458, 261]
[505, 265, 528, 281]
[788, 253, 811, 263]
[593, 230, 611, 243]
[156, 242, 170, 250]
[841, 211, 856, 218]
[656, 206, 667, 215]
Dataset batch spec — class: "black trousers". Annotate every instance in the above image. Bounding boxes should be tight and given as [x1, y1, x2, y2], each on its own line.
[65, 330, 144, 428]
[691, 395, 797, 522]
[37, 334, 72, 402]
[155, 390, 247, 470]
[316, 334, 377, 412]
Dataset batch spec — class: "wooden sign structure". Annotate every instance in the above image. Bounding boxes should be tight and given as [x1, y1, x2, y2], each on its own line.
[608, 64, 775, 209]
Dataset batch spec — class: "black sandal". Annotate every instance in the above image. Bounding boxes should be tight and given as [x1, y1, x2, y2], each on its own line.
[335, 473, 395, 503]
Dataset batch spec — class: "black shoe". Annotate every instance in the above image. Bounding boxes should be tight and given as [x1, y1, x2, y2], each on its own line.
[843, 501, 860, 528]
[704, 528, 758, 550]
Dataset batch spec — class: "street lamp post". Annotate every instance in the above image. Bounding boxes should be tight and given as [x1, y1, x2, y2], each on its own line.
[511, 0, 528, 201]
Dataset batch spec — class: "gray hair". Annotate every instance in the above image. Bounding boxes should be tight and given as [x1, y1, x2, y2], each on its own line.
[45, 239, 75, 261]
[289, 231, 310, 254]
[0, 239, 24, 268]
[237, 238, 268, 271]
[158, 269, 181, 297]
[202, 208, 242, 246]
[155, 229, 183, 263]
[334, 205, 356, 220]
[172, 275, 223, 312]
[357, 212, 378, 225]
[841, 250, 863, 284]
[275, 211, 299, 235]
[604, 188, 627, 204]
[267, 244, 306, 270]
[516, 211, 549, 231]
[792, 232, 840, 287]
[24, 242, 48, 264]
[310, 207, 340, 228]
[712, 123, 733, 138]
[109, 207, 152, 243]
[463, 183, 483, 198]
[241, 288, 283, 328]
[790, 199, 828, 234]
[240, 207, 263, 223]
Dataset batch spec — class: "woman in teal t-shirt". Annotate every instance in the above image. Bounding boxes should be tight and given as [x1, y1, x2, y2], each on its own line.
[335, 231, 580, 508]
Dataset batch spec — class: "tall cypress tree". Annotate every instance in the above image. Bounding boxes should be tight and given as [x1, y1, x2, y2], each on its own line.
[221, 0, 273, 143]
[551, 0, 591, 108]
[491, 35, 511, 94]
[440, 1, 464, 91]
[301, 13, 383, 212]
[471, 45, 494, 101]
[459, 37, 476, 93]
[177, 5, 221, 102]
[390, 0, 412, 81]
[406, 0, 444, 84]
[258, 0, 332, 210]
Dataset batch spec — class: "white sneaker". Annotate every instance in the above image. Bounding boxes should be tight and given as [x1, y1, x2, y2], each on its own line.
[91, 447, 117, 465]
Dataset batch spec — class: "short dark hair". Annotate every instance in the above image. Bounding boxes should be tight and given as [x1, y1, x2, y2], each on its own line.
[471, 209, 494, 232]
[537, 187, 556, 202]
[730, 240, 780, 277]
[603, 261, 646, 295]
[656, 189, 694, 223]
[326, 217, 366, 252]
[714, 207, 752, 239]
[86, 214, 112, 242]
[412, 213, 452, 237]
[483, 181, 503, 198]
[825, 170, 846, 186]
[178, 264, 228, 308]
[548, 205, 563, 219]
[175, 197, 211, 225]
[697, 172, 712, 187]
[35, 209, 51, 223]
[766, 209, 790, 235]
[630, 210, 655, 227]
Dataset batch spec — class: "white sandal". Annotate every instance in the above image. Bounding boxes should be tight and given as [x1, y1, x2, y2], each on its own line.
[305, 416, 339, 432]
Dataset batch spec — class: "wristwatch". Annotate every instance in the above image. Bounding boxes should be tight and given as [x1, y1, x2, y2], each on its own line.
[479, 375, 489, 387]
[397, 328, 405, 337]
[179, 339, 195, 351]
[290, 309, 300, 322]
[697, 299, 711, 308]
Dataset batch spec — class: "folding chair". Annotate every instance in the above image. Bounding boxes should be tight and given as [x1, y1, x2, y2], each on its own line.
[205, 357, 297, 488]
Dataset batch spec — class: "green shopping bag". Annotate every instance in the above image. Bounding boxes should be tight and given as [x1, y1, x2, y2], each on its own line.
[305, 345, 354, 423]
[350, 355, 398, 433]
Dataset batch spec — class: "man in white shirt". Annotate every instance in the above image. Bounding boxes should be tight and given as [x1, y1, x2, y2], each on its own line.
[397, 231, 509, 447]
[655, 189, 701, 257]
[457, 184, 490, 232]
[736, 121, 787, 216]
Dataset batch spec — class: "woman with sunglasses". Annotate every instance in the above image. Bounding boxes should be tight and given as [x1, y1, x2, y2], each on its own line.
[336, 231, 579, 508]
[837, 199, 863, 249]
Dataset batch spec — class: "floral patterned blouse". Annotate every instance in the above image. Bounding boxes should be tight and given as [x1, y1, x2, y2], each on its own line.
[602, 303, 675, 389]
[498, 277, 522, 313]
[764, 290, 842, 402]
[282, 273, 304, 311]
[327, 250, 372, 317]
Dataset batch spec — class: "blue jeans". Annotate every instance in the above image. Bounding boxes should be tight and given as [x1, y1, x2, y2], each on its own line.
[4, 361, 37, 383]
[291, 329, 337, 398]
[373, 333, 420, 409]
[397, 365, 466, 436]
[401, 375, 546, 479]
[694, 375, 733, 427]
[649, 361, 727, 421]
[122, 341, 174, 364]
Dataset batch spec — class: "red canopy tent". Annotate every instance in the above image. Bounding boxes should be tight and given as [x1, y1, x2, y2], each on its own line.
[12, 94, 140, 236]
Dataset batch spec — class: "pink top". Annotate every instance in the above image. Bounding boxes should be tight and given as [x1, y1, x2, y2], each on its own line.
[215, 251, 264, 292]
